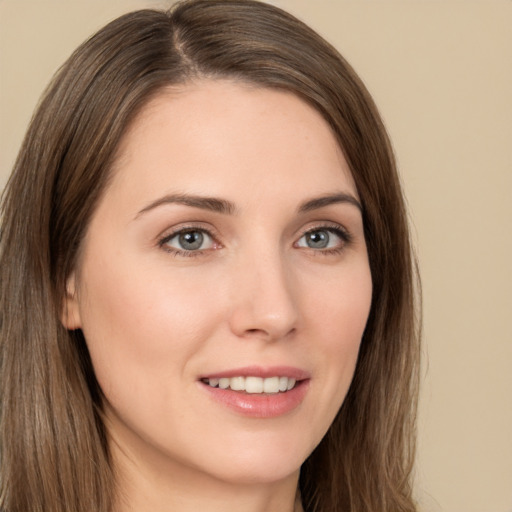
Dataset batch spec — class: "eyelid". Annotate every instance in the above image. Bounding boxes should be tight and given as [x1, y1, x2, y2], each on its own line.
[297, 221, 351, 241]
[156, 220, 352, 258]
[294, 222, 352, 251]
[157, 223, 221, 256]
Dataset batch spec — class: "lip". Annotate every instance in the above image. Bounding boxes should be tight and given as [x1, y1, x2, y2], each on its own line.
[199, 365, 310, 380]
[198, 366, 310, 418]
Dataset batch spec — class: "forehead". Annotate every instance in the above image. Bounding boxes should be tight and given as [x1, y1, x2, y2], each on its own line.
[109, 79, 357, 205]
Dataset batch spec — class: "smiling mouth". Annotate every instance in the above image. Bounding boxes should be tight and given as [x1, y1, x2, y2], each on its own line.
[201, 376, 298, 394]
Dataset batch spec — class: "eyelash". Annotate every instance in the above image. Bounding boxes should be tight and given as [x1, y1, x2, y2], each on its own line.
[296, 223, 352, 256]
[157, 222, 352, 258]
[158, 223, 218, 258]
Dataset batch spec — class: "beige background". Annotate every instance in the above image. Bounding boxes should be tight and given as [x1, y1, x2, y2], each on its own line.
[1, 1, 511, 511]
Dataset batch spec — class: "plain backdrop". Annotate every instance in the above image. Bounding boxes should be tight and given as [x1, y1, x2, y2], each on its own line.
[0, 1, 511, 511]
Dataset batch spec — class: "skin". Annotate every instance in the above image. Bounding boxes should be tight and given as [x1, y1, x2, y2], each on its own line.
[63, 80, 373, 512]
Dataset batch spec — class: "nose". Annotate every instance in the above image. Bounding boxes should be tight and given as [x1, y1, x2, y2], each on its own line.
[228, 249, 299, 342]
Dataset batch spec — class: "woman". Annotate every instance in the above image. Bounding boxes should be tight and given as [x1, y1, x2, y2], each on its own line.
[0, 1, 420, 511]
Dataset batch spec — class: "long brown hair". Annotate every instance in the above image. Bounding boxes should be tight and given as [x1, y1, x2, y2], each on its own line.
[0, 1, 421, 511]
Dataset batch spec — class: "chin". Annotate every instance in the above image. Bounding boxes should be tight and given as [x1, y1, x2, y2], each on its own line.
[187, 431, 313, 486]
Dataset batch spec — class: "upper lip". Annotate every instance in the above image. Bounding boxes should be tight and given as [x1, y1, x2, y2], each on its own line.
[199, 365, 310, 381]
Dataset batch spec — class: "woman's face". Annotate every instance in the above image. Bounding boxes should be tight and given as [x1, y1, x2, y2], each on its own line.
[64, 80, 372, 488]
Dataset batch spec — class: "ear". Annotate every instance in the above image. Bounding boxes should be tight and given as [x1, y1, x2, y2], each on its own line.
[61, 273, 82, 330]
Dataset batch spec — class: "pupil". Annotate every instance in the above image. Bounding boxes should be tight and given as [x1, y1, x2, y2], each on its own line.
[307, 231, 329, 249]
[179, 231, 203, 250]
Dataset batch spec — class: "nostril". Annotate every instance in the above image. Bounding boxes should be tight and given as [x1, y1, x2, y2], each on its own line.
[244, 328, 270, 338]
[242, 326, 297, 342]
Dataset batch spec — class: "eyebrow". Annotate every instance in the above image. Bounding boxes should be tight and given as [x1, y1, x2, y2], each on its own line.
[135, 191, 362, 219]
[298, 193, 362, 213]
[136, 193, 237, 218]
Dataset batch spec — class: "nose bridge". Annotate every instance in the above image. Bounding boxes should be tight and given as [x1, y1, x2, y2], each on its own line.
[228, 241, 299, 341]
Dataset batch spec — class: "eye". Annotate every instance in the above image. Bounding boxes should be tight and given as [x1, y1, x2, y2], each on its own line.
[160, 228, 215, 253]
[295, 227, 348, 251]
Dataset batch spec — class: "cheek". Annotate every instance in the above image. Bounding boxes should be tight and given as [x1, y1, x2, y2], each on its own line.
[76, 254, 220, 401]
[307, 258, 372, 344]
[303, 261, 372, 404]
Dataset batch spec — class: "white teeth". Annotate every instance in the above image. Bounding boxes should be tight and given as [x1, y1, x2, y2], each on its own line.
[263, 376, 280, 394]
[245, 376, 263, 393]
[230, 376, 245, 391]
[204, 376, 298, 393]
[218, 378, 230, 389]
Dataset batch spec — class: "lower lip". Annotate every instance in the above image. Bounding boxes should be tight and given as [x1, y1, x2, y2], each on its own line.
[200, 380, 309, 418]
